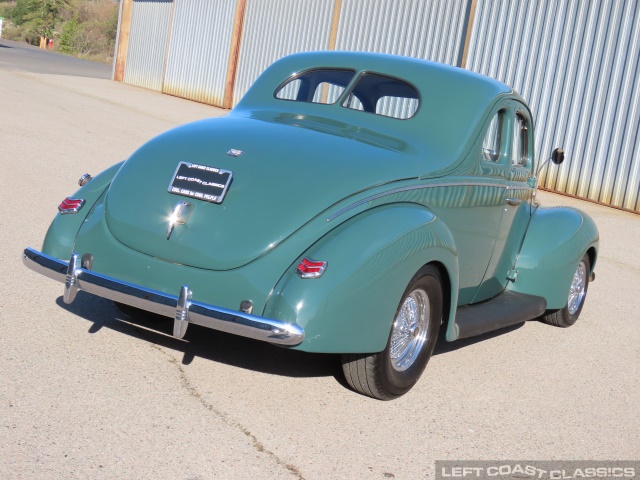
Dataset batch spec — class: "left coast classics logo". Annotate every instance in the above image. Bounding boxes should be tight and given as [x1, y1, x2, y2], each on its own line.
[168, 162, 233, 204]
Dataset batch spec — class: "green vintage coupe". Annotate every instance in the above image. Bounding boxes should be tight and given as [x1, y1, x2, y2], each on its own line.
[24, 51, 598, 399]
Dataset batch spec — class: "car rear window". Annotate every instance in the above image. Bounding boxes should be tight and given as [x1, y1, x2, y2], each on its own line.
[342, 73, 420, 120]
[275, 69, 355, 104]
[275, 69, 420, 120]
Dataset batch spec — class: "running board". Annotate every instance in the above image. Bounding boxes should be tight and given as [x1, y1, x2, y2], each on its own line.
[455, 290, 546, 340]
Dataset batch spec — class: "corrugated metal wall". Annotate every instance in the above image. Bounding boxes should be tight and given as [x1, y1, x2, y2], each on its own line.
[334, 0, 469, 66]
[466, 0, 640, 212]
[162, 0, 237, 106]
[117, 0, 640, 212]
[123, 0, 173, 92]
[232, 0, 336, 105]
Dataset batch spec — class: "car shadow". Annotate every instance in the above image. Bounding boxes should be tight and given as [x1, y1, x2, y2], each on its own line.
[55, 293, 526, 383]
[56, 293, 340, 379]
[433, 321, 525, 355]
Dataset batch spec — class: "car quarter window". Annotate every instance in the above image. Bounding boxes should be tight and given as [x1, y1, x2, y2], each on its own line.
[482, 110, 505, 161]
[275, 69, 355, 104]
[512, 112, 530, 167]
[342, 73, 420, 120]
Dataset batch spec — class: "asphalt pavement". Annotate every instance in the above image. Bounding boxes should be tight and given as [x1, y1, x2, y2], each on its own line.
[1, 42, 639, 480]
[0, 39, 112, 78]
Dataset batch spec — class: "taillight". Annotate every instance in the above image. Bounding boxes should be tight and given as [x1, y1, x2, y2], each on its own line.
[58, 197, 85, 215]
[296, 258, 327, 279]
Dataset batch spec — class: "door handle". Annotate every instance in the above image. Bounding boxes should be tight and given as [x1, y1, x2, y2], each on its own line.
[505, 198, 522, 206]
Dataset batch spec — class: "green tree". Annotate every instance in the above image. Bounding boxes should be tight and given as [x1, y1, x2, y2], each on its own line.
[2, 0, 118, 61]
[22, 0, 70, 39]
[58, 13, 78, 53]
[7, 0, 31, 25]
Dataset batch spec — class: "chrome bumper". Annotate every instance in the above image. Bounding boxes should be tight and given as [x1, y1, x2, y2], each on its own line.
[22, 247, 304, 346]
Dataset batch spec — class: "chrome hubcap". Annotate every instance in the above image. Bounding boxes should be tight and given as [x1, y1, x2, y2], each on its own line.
[389, 289, 430, 372]
[568, 260, 587, 315]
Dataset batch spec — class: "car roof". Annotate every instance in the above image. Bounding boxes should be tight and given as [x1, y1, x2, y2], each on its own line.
[234, 51, 515, 173]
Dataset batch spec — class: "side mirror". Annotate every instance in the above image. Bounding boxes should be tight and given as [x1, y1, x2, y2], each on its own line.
[536, 147, 565, 176]
[551, 147, 565, 165]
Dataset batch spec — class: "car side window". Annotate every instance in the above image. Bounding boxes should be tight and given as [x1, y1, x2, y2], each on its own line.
[482, 110, 504, 161]
[275, 69, 355, 104]
[512, 112, 529, 167]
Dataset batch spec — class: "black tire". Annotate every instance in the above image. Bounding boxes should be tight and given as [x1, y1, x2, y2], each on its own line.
[541, 253, 590, 328]
[341, 265, 443, 400]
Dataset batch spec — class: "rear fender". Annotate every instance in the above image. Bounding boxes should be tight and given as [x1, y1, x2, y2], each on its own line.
[263, 204, 458, 353]
[43, 161, 124, 260]
[508, 206, 599, 309]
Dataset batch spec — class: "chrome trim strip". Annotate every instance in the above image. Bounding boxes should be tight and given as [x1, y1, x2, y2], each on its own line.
[326, 181, 523, 222]
[22, 248, 304, 346]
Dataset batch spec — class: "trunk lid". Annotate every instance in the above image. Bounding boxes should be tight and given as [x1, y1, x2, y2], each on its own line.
[105, 115, 418, 270]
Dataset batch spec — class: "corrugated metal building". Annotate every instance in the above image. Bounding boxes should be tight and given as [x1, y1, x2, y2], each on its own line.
[466, 0, 640, 213]
[112, 0, 640, 213]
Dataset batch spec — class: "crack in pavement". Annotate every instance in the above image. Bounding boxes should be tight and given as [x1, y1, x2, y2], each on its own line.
[150, 345, 305, 480]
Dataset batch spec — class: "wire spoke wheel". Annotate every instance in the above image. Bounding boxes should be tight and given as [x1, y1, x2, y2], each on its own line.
[541, 253, 591, 328]
[389, 289, 430, 372]
[341, 265, 443, 400]
[567, 259, 587, 315]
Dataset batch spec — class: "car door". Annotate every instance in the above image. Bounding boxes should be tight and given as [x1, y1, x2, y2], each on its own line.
[426, 107, 510, 306]
[472, 102, 535, 302]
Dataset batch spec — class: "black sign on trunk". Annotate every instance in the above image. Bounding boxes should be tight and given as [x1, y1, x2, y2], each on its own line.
[168, 162, 233, 204]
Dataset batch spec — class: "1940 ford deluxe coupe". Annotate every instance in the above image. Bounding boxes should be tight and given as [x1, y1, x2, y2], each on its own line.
[23, 51, 598, 399]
